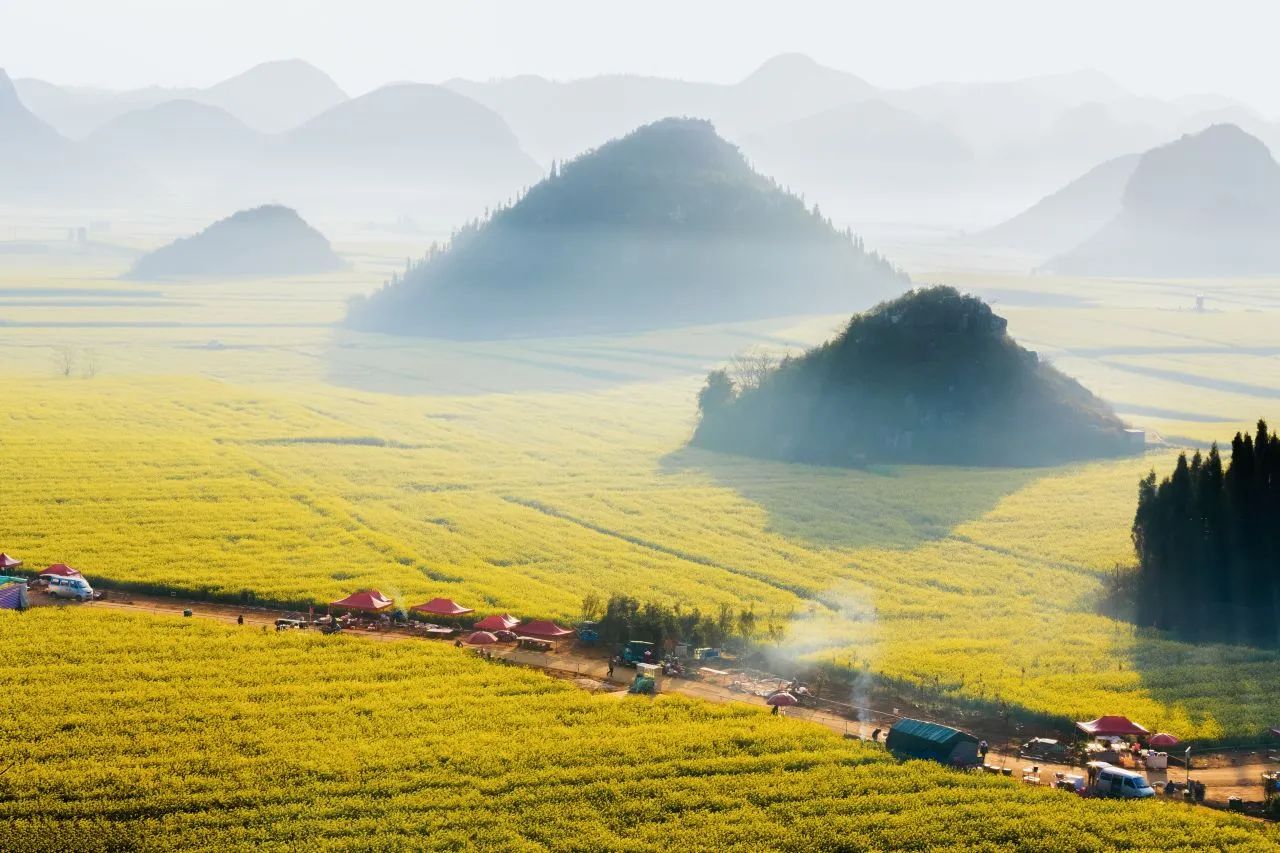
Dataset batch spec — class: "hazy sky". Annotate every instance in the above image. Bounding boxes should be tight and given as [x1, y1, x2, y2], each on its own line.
[3, 0, 1276, 113]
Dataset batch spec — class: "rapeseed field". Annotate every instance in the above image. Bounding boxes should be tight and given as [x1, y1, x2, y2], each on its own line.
[2, 250, 1279, 740]
[1, 608, 1275, 852]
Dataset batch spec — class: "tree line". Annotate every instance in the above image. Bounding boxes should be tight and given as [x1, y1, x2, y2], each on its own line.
[1132, 419, 1280, 646]
[582, 593, 787, 651]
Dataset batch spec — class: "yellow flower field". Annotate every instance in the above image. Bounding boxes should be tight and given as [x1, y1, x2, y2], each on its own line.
[1, 608, 1274, 851]
[2, 246, 1280, 742]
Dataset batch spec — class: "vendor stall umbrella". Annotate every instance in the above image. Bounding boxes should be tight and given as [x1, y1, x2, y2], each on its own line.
[766, 692, 798, 707]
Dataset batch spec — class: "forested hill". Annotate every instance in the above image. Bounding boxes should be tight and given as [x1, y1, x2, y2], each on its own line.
[1132, 423, 1280, 646]
[346, 118, 907, 338]
[691, 286, 1135, 466]
[127, 205, 344, 280]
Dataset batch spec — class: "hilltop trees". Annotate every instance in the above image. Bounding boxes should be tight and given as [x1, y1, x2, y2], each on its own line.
[692, 286, 1134, 466]
[1132, 421, 1280, 646]
[346, 118, 907, 338]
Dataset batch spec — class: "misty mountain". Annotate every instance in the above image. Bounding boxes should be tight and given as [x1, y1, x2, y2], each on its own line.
[0, 68, 109, 201]
[197, 60, 347, 134]
[692, 286, 1133, 466]
[726, 53, 875, 127]
[347, 118, 907, 338]
[274, 83, 541, 208]
[1007, 102, 1164, 174]
[1, 69, 71, 151]
[976, 152, 1140, 254]
[445, 53, 875, 163]
[87, 99, 261, 163]
[1048, 124, 1280, 276]
[742, 99, 974, 197]
[83, 100, 265, 204]
[15, 59, 346, 137]
[126, 205, 344, 279]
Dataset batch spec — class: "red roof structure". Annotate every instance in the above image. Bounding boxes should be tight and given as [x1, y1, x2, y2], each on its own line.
[410, 597, 475, 617]
[514, 620, 574, 640]
[466, 631, 498, 645]
[474, 614, 519, 631]
[329, 590, 394, 613]
[0, 554, 22, 570]
[1076, 716, 1149, 737]
[1148, 732, 1179, 747]
[41, 563, 82, 579]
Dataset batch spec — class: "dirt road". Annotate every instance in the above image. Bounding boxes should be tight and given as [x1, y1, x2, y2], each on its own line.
[33, 588, 1278, 811]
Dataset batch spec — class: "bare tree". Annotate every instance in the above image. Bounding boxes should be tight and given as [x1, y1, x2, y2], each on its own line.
[54, 346, 76, 378]
[728, 349, 778, 392]
[82, 349, 99, 379]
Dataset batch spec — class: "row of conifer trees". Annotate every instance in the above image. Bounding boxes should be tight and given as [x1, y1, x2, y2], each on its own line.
[1132, 420, 1280, 646]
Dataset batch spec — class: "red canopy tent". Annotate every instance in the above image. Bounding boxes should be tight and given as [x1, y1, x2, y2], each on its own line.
[410, 597, 474, 617]
[474, 614, 519, 631]
[329, 590, 394, 613]
[1076, 716, 1149, 737]
[41, 563, 82, 579]
[515, 620, 574, 640]
[0, 554, 22, 570]
[1148, 733, 1179, 747]
[466, 631, 498, 645]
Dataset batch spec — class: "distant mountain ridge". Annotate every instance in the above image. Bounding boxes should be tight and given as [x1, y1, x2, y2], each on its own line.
[347, 118, 908, 338]
[1047, 124, 1280, 276]
[14, 59, 347, 137]
[691, 286, 1135, 466]
[976, 153, 1141, 253]
[127, 205, 344, 279]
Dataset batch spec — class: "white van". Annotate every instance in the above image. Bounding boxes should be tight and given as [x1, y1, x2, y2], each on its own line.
[1094, 765, 1155, 799]
[47, 575, 94, 602]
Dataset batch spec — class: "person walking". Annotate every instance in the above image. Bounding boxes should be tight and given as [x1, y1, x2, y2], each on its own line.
[979, 740, 990, 762]
[607, 657, 616, 678]
[236, 614, 244, 626]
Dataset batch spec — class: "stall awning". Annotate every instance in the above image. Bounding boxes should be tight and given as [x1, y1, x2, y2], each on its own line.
[1076, 716, 1149, 737]
[41, 563, 82, 578]
[514, 620, 574, 639]
[330, 590, 394, 612]
[474, 614, 519, 631]
[410, 597, 474, 616]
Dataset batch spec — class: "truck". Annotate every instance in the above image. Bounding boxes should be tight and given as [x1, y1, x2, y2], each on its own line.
[621, 640, 655, 666]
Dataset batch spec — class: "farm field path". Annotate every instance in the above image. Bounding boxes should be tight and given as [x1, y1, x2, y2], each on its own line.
[46, 592, 1274, 809]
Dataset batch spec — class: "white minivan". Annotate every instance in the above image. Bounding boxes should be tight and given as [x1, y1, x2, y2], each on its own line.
[1094, 765, 1156, 799]
[47, 575, 94, 602]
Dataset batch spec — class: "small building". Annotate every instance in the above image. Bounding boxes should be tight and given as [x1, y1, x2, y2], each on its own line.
[885, 718, 980, 766]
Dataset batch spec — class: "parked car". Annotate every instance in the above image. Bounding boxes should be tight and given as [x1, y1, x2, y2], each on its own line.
[47, 575, 94, 602]
[1091, 764, 1155, 799]
[1021, 737, 1069, 761]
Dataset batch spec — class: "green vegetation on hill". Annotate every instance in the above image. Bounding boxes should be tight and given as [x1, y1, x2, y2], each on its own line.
[692, 286, 1134, 466]
[346, 118, 906, 338]
[127, 205, 344, 280]
[1133, 420, 1280, 646]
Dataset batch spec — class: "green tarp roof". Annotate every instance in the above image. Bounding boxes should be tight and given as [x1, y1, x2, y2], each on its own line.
[890, 718, 975, 746]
